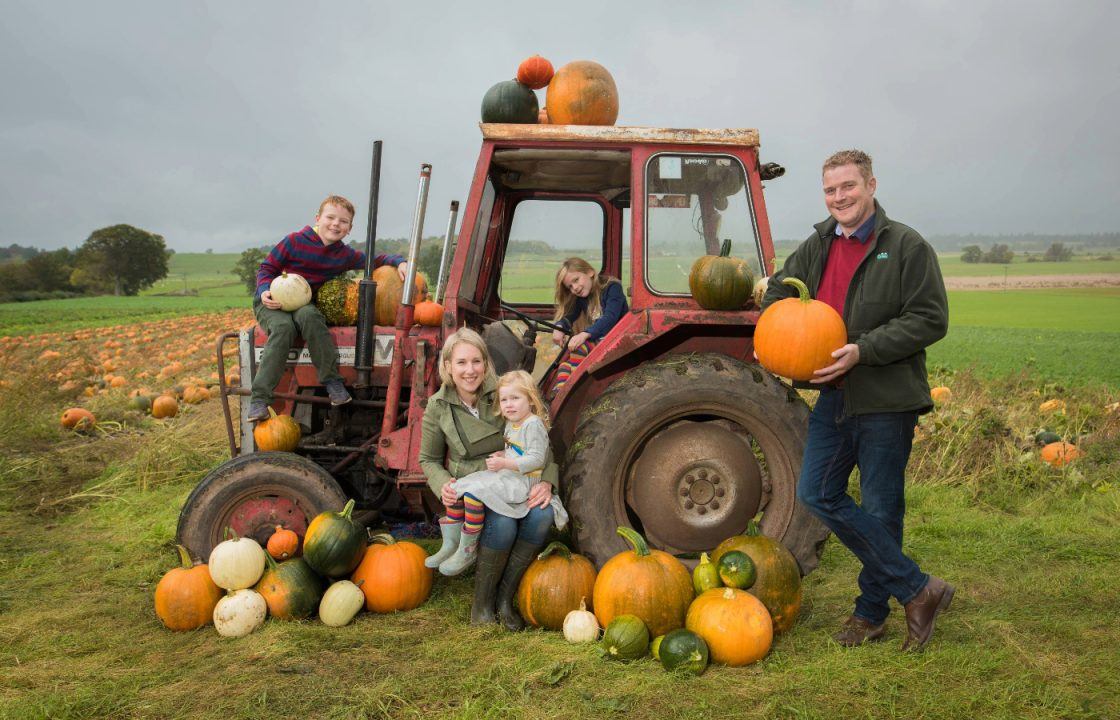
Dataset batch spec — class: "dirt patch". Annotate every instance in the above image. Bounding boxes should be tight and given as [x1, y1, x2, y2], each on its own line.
[944, 273, 1120, 290]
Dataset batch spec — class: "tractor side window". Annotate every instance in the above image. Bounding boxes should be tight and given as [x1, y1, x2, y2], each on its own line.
[644, 153, 763, 295]
[459, 179, 496, 303]
[501, 199, 605, 304]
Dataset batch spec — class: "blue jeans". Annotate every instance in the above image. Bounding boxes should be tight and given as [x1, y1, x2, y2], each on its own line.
[797, 388, 928, 625]
[480, 506, 554, 551]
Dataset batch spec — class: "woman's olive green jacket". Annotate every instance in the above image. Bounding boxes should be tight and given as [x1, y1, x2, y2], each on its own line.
[418, 377, 559, 496]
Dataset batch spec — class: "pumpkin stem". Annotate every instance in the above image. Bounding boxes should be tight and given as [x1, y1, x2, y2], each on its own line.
[745, 520, 762, 537]
[719, 238, 732, 257]
[537, 541, 572, 561]
[175, 544, 193, 569]
[616, 526, 650, 557]
[723, 587, 736, 600]
[340, 499, 356, 520]
[578, 597, 587, 612]
[354, 579, 365, 589]
[223, 526, 237, 541]
[780, 277, 812, 303]
[267, 407, 278, 420]
[264, 553, 279, 571]
[698, 551, 711, 565]
[370, 533, 396, 546]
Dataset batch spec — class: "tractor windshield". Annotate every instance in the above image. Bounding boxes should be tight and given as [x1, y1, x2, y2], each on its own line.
[644, 153, 763, 294]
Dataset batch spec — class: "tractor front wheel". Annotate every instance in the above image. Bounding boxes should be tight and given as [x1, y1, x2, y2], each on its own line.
[177, 452, 348, 561]
[564, 353, 828, 574]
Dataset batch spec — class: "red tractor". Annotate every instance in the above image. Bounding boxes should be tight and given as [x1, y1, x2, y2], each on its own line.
[178, 123, 828, 572]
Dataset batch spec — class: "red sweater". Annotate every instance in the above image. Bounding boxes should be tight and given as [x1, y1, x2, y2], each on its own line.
[817, 231, 874, 317]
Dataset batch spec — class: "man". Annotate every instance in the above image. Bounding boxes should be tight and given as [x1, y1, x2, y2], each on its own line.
[761, 150, 952, 651]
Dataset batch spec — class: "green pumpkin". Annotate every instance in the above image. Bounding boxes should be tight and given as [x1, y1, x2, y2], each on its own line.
[254, 556, 324, 620]
[658, 628, 710, 675]
[303, 499, 367, 578]
[601, 614, 649, 661]
[316, 277, 358, 326]
[717, 550, 756, 590]
[692, 552, 722, 596]
[1034, 430, 1062, 447]
[481, 80, 539, 124]
[688, 238, 755, 311]
[129, 394, 152, 413]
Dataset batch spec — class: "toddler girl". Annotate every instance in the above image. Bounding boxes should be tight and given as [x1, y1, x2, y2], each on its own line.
[427, 370, 568, 575]
[551, 257, 628, 391]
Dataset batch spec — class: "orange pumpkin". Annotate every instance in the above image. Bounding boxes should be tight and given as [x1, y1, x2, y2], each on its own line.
[253, 407, 301, 452]
[60, 407, 96, 430]
[711, 522, 802, 634]
[267, 525, 300, 560]
[350, 533, 433, 613]
[930, 386, 952, 405]
[413, 300, 444, 327]
[517, 541, 597, 630]
[545, 61, 619, 126]
[517, 54, 555, 89]
[686, 587, 773, 666]
[1040, 441, 1082, 467]
[151, 394, 179, 419]
[154, 545, 223, 631]
[592, 527, 693, 637]
[182, 385, 210, 404]
[371, 266, 429, 326]
[754, 277, 847, 381]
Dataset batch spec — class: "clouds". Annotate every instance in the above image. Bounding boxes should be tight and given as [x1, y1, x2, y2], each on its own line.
[1, 0, 1117, 251]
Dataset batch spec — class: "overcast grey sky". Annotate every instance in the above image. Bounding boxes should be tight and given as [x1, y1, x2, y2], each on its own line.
[2, 1, 1117, 252]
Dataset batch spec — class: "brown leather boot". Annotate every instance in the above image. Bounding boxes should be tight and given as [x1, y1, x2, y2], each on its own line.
[833, 615, 886, 647]
[901, 575, 955, 651]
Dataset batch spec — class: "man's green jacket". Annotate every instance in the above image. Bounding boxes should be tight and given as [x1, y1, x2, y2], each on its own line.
[761, 200, 948, 416]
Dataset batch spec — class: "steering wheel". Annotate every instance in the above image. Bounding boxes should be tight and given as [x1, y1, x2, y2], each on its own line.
[499, 303, 569, 335]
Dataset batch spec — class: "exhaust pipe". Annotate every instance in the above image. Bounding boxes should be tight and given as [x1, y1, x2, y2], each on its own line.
[354, 140, 383, 392]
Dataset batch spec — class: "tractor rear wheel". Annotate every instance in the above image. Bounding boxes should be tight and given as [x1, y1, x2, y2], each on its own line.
[177, 452, 348, 561]
[564, 353, 828, 574]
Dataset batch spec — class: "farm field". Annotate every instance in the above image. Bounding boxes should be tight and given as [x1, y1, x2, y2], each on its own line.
[0, 250, 1117, 718]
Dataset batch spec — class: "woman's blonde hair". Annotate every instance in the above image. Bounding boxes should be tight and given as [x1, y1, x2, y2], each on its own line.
[552, 257, 619, 334]
[438, 327, 497, 388]
[494, 370, 550, 428]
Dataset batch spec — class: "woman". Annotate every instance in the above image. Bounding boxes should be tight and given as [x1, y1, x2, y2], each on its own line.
[418, 327, 557, 630]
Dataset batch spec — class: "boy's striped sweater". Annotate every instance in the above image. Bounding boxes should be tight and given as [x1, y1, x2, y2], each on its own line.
[255, 226, 404, 300]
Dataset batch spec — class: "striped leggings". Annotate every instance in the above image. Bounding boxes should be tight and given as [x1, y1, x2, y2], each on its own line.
[554, 340, 597, 391]
[443, 494, 485, 535]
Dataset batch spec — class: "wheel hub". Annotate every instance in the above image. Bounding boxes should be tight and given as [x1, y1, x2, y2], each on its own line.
[627, 421, 762, 554]
[228, 495, 309, 546]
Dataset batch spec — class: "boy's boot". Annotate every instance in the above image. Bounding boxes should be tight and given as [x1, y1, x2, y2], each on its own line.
[471, 545, 509, 625]
[324, 379, 352, 405]
[439, 531, 480, 576]
[247, 400, 271, 422]
[424, 520, 462, 569]
[495, 539, 542, 631]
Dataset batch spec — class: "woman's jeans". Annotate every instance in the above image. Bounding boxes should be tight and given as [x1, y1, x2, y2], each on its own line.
[480, 506, 554, 551]
[797, 387, 928, 625]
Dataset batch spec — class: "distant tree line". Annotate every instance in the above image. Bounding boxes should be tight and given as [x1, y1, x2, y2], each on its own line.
[961, 241, 1076, 264]
[0, 225, 170, 302]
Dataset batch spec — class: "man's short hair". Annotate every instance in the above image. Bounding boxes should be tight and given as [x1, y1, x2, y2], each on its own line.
[317, 195, 355, 219]
[823, 150, 873, 182]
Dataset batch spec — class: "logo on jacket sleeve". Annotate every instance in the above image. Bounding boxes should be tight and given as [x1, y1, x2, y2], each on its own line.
[876, 251, 889, 260]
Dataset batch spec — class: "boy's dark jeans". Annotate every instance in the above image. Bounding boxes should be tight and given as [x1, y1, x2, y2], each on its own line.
[251, 300, 342, 404]
[796, 387, 928, 625]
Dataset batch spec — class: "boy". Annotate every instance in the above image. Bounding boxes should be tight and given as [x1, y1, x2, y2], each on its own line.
[249, 195, 407, 422]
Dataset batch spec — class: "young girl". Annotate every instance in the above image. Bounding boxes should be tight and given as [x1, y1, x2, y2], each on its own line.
[551, 257, 628, 391]
[429, 370, 568, 576]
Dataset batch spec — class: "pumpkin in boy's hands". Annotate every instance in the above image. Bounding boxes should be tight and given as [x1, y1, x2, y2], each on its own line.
[269, 272, 312, 311]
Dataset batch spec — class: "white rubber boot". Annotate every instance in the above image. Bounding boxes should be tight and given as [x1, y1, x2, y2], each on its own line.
[439, 531, 481, 576]
[424, 520, 463, 569]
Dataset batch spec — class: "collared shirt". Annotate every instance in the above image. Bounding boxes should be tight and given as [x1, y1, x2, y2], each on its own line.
[835, 213, 877, 243]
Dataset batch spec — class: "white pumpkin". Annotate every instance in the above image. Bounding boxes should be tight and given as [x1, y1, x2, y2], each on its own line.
[269, 272, 312, 311]
[562, 598, 599, 643]
[752, 276, 769, 308]
[208, 536, 267, 590]
[213, 589, 267, 638]
[319, 580, 365, 627]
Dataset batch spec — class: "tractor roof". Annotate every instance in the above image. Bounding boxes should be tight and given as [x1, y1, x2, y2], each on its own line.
[480, 123, 760, 147]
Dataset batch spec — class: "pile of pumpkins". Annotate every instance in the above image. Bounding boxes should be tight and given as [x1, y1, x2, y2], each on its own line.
[1034, 398, 1084, 467]
[60, 391, 185, 433]
[154, 500, 432, 637]
[268, 268, 443, 329]
[519, 524, 801, 676]
[481, 55, 619, 126]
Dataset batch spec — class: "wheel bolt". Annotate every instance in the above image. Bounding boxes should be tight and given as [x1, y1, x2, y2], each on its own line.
[684, 500, 694, 510]
[685, 475, 695, 484]
[680, 488, 689, 496]
[711, 501, 720, 510]
[698, 506, 708, 515]
[711, 475, 720, 484]
[715, 487, 725, 497]
[697, 469, 708, 479]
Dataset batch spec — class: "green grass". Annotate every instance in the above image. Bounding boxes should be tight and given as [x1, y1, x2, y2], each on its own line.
[0, 296, 248, 336]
